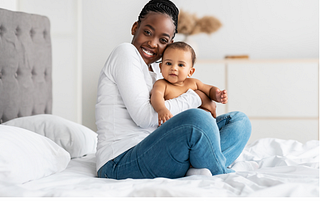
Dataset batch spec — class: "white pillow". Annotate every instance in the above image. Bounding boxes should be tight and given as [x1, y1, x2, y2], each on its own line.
[3, 114, 97, 158]
[0, 125, 70, 184]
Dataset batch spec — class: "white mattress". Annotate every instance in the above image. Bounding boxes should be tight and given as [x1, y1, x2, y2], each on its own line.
[0, 138, 318, 197]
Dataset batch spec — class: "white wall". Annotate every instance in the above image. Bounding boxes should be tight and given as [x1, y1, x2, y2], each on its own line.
[0, 0, 17, 10]
[82, 0, 319, 131]
[175, 0, 319, 59]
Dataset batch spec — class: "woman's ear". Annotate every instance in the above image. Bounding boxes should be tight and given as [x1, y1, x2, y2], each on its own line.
[188, 67, 195, 77]
[131, 22, 139, 35]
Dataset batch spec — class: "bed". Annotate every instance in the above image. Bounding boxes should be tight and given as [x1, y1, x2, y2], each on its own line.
[0, 8, 318, 198]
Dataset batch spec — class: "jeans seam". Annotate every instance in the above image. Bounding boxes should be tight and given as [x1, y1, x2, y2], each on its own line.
[199, 128, 226, 174]
[187, 124, 226, 174]
[221, 115, 248, 158]
[216, 115, 230, 123]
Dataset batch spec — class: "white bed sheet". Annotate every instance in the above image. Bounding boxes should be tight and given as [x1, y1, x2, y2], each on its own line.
[0, 138, 318, 197]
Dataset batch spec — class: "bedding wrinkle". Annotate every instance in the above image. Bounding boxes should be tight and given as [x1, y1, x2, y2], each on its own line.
[219, 174, 259, 196]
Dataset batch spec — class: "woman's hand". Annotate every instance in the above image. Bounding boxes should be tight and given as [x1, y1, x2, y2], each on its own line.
[195, 90, 217, 118]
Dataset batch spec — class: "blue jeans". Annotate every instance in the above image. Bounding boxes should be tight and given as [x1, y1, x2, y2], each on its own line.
[97, 109, 251, 179]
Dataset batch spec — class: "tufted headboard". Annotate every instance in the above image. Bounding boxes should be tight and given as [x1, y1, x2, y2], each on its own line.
[0, 8, 52, 124]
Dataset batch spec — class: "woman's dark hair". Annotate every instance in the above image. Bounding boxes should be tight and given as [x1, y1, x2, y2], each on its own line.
[138, 0, 179, 38]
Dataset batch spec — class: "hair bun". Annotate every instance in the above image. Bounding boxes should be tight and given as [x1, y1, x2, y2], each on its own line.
[138, 0, 179, 37]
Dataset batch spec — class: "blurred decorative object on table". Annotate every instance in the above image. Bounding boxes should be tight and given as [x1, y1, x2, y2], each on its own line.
[177, 9, 222, 55]
[178, 9, 222, 36]
[225, 55, 249, 59]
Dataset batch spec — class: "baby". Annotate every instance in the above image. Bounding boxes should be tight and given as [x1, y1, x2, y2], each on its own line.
[151, 41, 228, 126]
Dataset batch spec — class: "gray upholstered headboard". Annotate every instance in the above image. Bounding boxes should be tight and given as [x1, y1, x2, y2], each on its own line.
[0, 8, 52, 124]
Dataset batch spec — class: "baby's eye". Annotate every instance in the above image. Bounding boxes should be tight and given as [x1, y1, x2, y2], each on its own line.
[165, 62, 172, 66]
[178, 64, 185, 67]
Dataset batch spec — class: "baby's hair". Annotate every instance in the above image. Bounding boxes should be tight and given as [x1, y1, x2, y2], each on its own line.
[163, 41, 196, 66]
[138, 0, 179, 38]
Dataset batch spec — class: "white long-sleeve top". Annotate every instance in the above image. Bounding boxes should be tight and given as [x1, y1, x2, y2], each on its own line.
[95, 43, 201, 171]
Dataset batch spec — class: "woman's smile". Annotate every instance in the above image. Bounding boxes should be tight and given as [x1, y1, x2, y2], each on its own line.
[142, 47, 155, 57]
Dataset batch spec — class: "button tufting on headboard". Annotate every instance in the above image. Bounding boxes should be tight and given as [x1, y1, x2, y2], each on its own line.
[0, 25, 4, 36]
[31, 68, 36, 76]
[0, 8, 53, 123]
[43, 30, 47, 39]
[30, 28, 35, 39]
[15, 26, 21, 36]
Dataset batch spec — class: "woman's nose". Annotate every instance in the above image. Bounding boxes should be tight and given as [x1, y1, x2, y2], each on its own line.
[148, 38, 157, 48]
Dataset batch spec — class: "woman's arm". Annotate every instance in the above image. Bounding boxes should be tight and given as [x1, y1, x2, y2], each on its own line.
[110, 44, 157, 128]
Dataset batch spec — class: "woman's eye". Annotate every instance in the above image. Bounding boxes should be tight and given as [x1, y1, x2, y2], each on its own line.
[160, 38, 169, 44]
[144, 30, 151, 35]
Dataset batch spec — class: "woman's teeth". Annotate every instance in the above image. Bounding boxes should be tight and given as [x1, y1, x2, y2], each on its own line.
[142, 48, 154, 56]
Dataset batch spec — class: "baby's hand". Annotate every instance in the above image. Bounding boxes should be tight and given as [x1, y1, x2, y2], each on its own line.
[216, 88, 228, 104]
[158, 109, 173, 126]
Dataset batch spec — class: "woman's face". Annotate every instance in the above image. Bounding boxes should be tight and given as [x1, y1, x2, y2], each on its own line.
[131, 12, 175, 66]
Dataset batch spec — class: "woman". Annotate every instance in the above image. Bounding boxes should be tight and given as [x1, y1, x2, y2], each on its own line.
[96, 0, 251, 179]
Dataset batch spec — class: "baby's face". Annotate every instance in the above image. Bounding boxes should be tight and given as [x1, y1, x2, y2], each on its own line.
[160, 48, 194, 86]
